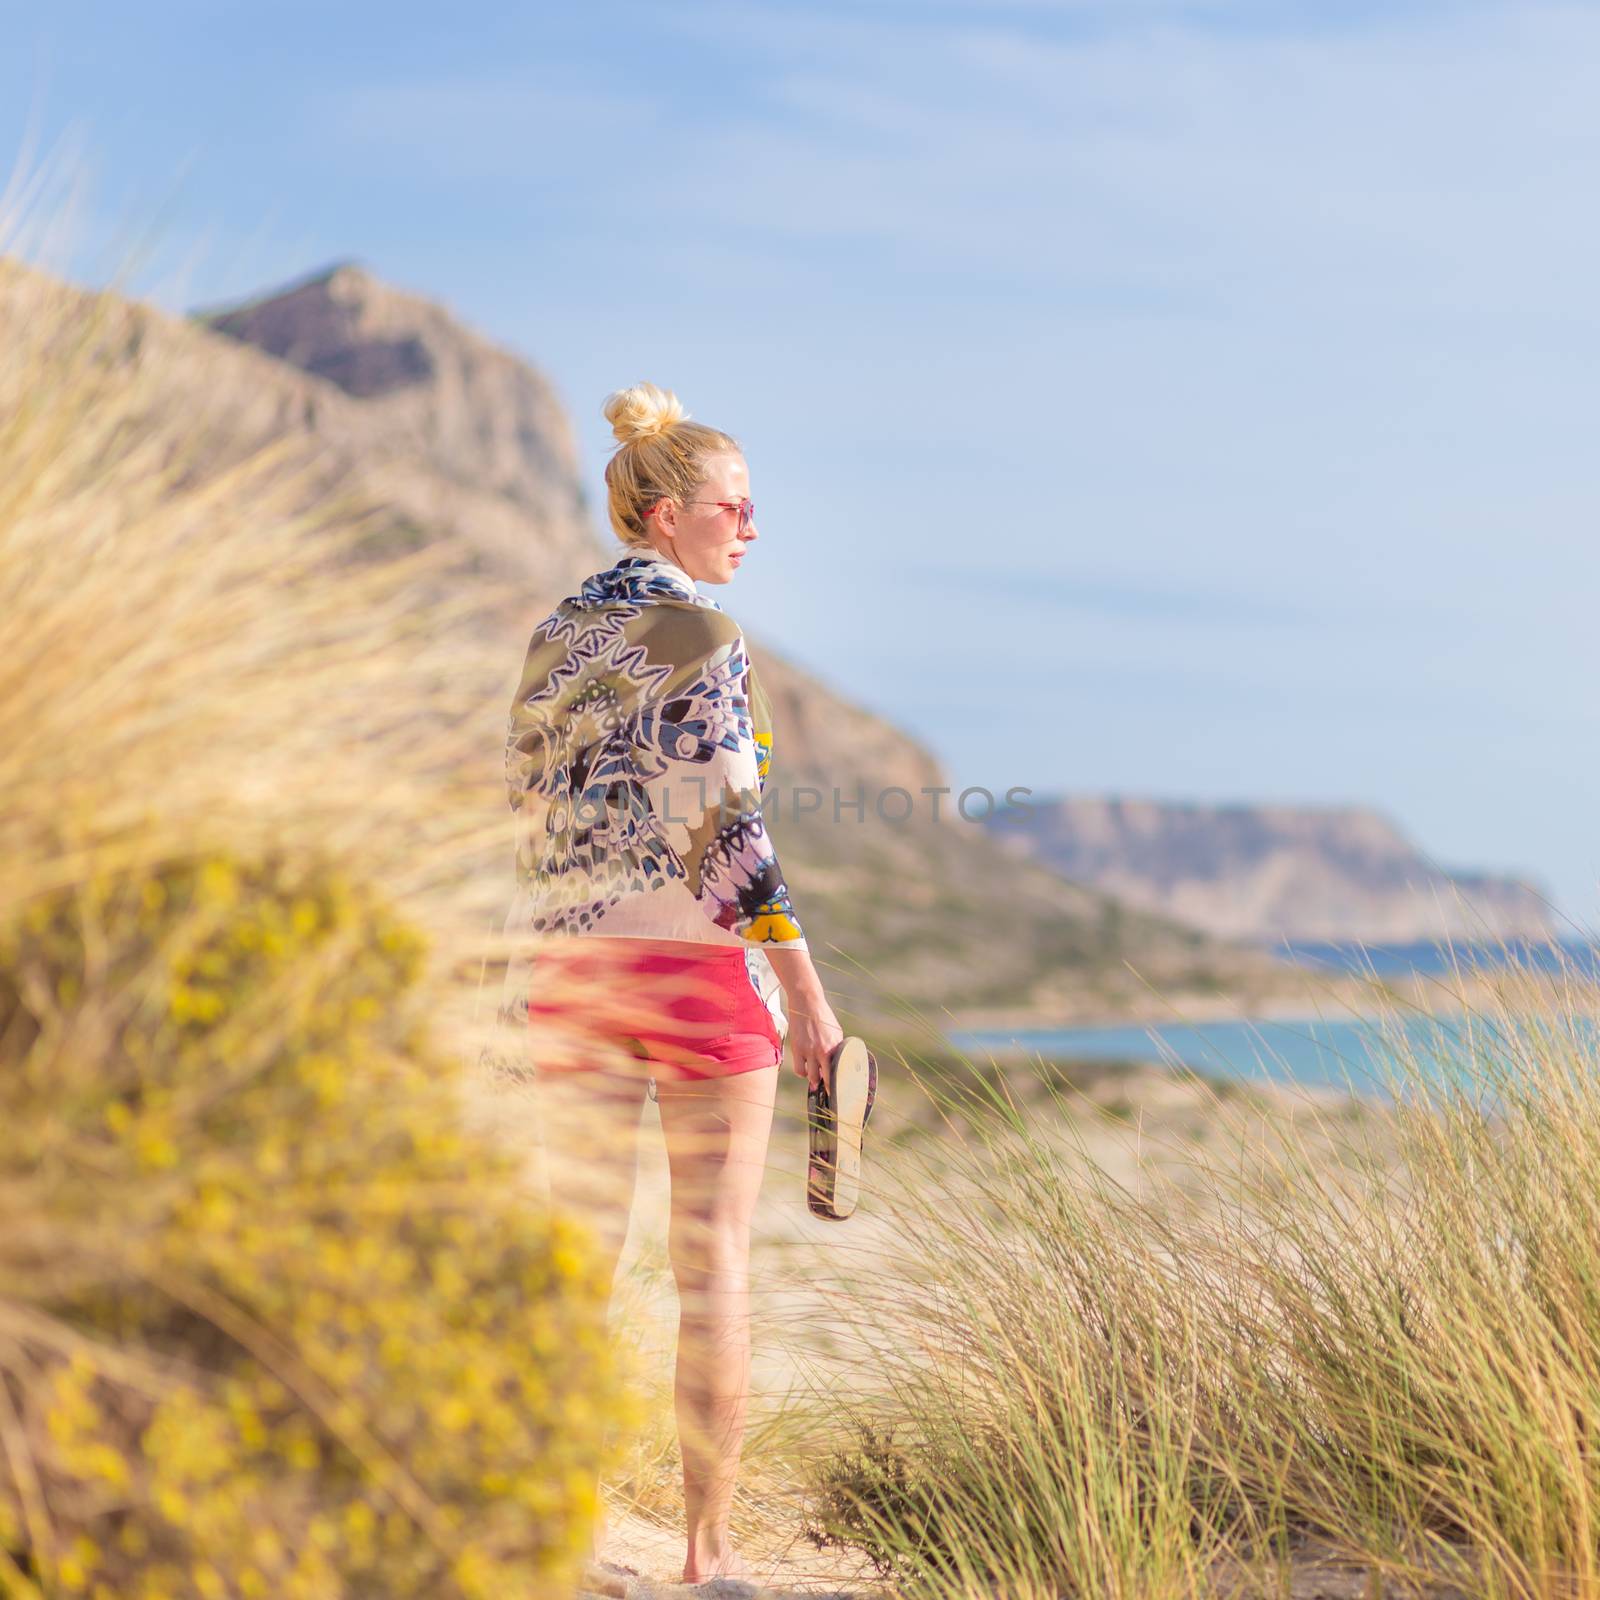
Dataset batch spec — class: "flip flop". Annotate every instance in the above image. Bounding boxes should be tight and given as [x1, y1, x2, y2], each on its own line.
[807, 1036, 878, 1221]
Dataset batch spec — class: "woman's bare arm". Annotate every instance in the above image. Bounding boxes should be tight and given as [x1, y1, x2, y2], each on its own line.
[764, 944, 843, 1090]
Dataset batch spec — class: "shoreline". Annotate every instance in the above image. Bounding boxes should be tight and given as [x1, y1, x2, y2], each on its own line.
[940, 963, 1571, 1041]
[944, 998, 1404, 1039]
[942, 989, 1472, 1041]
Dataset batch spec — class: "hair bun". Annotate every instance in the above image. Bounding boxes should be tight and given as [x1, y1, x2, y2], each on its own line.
[603, 381, 688, 445]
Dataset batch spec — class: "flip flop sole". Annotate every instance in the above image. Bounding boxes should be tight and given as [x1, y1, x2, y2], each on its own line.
[828, 1037, 872, 1217]
[808, 1037, 877, 1221]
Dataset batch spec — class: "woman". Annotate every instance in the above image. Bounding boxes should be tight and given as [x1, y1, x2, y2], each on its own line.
[499, 381, 844, 1586]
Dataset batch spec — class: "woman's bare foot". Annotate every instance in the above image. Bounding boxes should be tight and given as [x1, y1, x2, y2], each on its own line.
[578, 1558, 629, 1598]
[682, 1541, 753, 1585]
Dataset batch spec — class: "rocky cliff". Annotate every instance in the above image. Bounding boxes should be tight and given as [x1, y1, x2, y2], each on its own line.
[194, 260, 606, 616]
[984, 795, 1556, 944]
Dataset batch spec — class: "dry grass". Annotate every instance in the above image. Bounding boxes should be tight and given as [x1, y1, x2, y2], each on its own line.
[0, 253, 512, 933]
[766, 955, 1600, 1599]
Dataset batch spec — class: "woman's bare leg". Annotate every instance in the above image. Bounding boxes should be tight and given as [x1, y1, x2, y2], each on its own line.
[534, 1064, 648, 1286]
[654, 1063, 778, 1585]
[533, 1063, 649, 1568]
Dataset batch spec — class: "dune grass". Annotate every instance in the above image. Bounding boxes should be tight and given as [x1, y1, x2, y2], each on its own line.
[772, 952, 1600, 1599]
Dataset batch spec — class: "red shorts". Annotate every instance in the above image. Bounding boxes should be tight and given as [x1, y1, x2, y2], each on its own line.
[526, 936, 783, 1082]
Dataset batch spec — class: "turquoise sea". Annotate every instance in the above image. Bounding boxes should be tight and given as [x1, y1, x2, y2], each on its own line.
[949, 1014, 1445, 1098]
[949, 938, 1600, 1100]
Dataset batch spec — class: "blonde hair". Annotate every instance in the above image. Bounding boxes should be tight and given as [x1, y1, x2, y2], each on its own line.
[601, 382, 742, 550]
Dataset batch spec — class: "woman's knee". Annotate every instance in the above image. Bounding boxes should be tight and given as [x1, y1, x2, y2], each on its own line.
[668, 1209, 753, 1281]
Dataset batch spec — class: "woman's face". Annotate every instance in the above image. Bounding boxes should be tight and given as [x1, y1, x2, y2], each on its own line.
[646, 451, 758, 585]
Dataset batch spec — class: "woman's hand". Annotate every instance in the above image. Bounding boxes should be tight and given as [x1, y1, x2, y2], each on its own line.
[785, 990, 845, 1092]
[764, 946, 845, 1090]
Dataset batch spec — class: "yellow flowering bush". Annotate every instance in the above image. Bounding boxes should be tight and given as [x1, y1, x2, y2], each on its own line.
[0, 849, 635, 1600]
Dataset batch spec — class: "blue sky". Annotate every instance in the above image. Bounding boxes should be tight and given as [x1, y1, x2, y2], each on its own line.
[5, 0, 1597, 929]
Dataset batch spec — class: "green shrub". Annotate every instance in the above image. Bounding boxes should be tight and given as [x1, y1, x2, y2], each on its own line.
[0, 848, 635, 1600]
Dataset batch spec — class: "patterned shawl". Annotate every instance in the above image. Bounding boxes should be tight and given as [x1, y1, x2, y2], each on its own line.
[488, 550, 806, 1044]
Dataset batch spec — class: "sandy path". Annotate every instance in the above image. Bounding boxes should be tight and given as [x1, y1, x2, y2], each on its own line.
[576, 1503, 881, 1597]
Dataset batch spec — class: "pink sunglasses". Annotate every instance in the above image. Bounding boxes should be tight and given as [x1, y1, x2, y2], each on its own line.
[681, 497, 755, 533]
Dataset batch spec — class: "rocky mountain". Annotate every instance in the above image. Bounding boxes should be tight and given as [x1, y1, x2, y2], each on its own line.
[1, 252, 1310, 1023]
[193, 261, 949, 799]
[984, 795, 1556, 944]
[193, 259, 605, 615]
